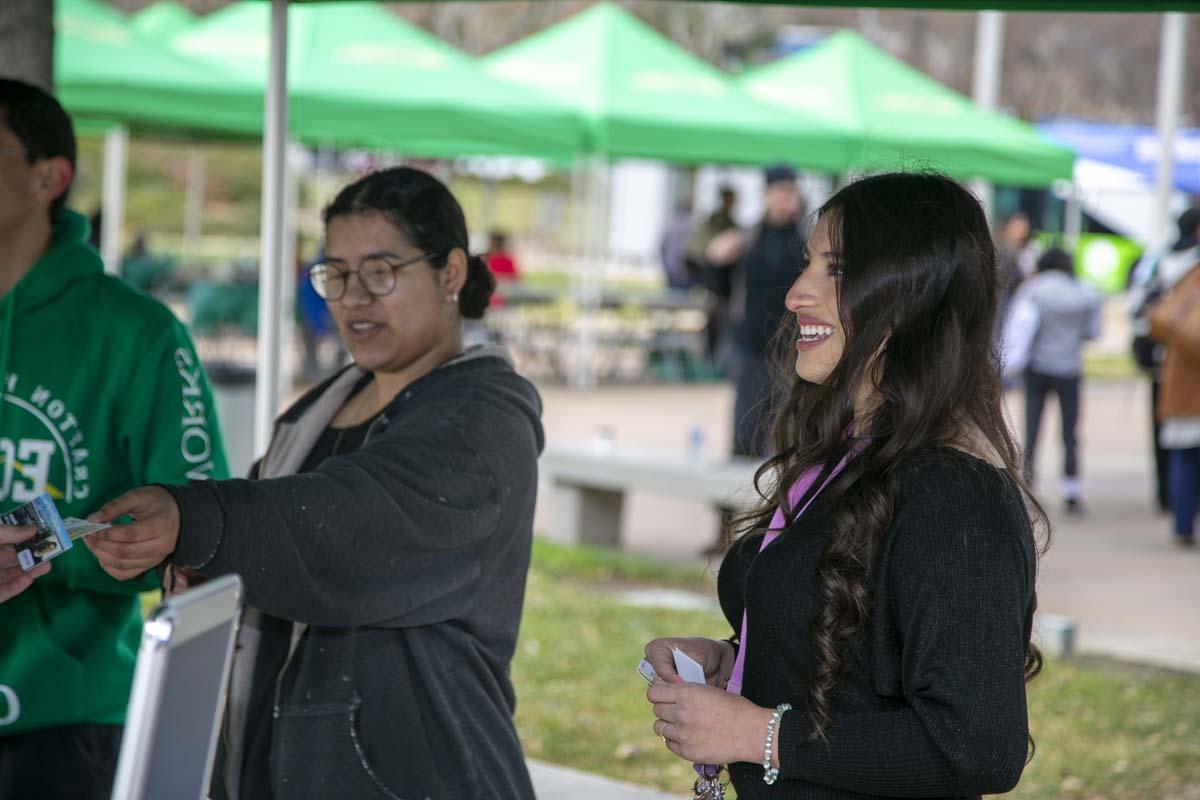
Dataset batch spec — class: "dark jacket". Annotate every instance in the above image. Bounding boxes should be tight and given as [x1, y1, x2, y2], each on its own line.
[166, 346, 543, 800]
[1156, 265, 1200, 422]
[731, 220, 804, 358]
[719, 450, 1036, 799]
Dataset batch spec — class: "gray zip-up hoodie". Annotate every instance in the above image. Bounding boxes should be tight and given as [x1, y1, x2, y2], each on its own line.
[165, 346, 542, 800]
[1004, 272, 1102, 379]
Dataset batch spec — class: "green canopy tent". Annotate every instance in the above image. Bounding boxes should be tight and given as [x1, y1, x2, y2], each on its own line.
[480, 2, 849, 170]
[245, 0, 1186, 448]
[55, 0, 268, 276]
[167, 1, 586, 162]
[56, 0, 263, 137]
[479, 2, 854, 388]
[130, 1, 198, 40]
[164, 1, 593, 432]
[739, 30, 1075, 187]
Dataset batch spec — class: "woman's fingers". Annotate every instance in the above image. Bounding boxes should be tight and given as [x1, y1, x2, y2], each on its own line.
[87, 490, 144, 524]
[651, 702, 680, 723]
[0, 525, 36, 546]
[0, 560, 49, 603]
[643, 639, 683, 682]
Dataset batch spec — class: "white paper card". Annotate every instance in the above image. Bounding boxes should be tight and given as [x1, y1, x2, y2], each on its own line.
[672, 648, 706, 684]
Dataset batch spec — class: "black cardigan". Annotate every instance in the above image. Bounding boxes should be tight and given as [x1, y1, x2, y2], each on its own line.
[718, 449, 1037, 799]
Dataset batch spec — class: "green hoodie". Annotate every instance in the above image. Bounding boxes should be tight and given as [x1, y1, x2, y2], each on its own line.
[0, 210, 229, 736]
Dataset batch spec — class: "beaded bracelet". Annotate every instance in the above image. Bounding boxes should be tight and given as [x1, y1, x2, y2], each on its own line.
[762, 703, 792, 785]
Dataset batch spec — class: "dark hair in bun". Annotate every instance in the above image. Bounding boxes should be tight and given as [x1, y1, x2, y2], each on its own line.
[460, 255, 496, 319]
[324, 166, 495, 318]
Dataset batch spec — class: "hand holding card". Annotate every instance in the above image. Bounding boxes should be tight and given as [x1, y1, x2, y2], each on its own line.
[85, 486, 181, 581]
[0, 523, 51, 602]
[1, 493, 72, 572]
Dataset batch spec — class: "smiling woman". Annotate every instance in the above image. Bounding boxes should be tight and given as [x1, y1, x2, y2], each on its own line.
[85, 168, 543, 799]
[644, 172, 1048, 800]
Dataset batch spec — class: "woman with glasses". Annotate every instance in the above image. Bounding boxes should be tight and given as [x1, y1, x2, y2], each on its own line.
[83, 167, 543, 799]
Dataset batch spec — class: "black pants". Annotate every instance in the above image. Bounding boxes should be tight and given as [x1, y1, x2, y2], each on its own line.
[0, 724, 122, 800]
[732, 351, 773, 459]
[1151, 378, 1171, 511]
[1024, 370, 1081, 485]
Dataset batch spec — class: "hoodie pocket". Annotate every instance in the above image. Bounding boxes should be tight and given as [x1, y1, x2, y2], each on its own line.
[269, 693, 408, 800]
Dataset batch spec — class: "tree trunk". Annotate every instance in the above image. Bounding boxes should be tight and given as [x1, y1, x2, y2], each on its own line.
[0, 0, 53, 91]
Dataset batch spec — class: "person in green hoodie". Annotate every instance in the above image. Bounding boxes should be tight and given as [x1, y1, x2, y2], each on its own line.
[0, 79, 230, 800]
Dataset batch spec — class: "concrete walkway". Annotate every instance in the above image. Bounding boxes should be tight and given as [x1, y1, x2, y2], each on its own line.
[534, 376, 1200, 674]
[530, 760, 685, 799]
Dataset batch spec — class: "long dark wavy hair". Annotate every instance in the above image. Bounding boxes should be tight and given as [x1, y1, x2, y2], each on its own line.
[733, 171, 1048, 746]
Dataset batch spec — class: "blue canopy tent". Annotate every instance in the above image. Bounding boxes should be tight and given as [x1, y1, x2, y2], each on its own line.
[1039, 119, 1200, 195]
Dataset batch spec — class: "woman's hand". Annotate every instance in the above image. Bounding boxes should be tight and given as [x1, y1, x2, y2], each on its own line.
[643, 637, 736, 688]
[648, 681, 774, 765]
[84, 487, 181, 581]
[0, 525, 51, 602]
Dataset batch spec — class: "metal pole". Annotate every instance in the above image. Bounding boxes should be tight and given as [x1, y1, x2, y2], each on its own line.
[279, 139, 301, 400]
[1152, 13, 1188, 250]
[182, 145, 207, 268]
[970, 11, 1004, 223]
[254, 0, 288, 457]
[570, 157, 603, 390]
[100, 125, 128, 275]
[1064, 184, 1082, 252]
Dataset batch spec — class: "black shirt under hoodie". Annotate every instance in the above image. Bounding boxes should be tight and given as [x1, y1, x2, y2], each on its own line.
[718, 449, 1037, 799]
[166, 346, 543, 800]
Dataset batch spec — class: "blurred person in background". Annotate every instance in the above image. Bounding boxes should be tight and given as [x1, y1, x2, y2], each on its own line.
[708, 165, 806, 459]
[1147, 238, 1200, 546]
[297, 250, 342, 382]
[689, 184, 739, 361]
[1004, 247, 1102, 515]
[994, 212, 1028, 347]
[1130, 207, 1200, 513]
[484, 229, 520, 281]
[121, 231, 175, 295]
[998, 210, 1039, 280]
[660, 195, 695, 290]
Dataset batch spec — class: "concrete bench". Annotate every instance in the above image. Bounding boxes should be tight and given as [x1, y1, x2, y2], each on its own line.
[539, 443, 765, 548]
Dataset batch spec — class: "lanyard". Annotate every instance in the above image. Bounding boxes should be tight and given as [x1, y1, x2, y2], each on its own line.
[692, 444, 861, 787]
[724, 451, 855, 697]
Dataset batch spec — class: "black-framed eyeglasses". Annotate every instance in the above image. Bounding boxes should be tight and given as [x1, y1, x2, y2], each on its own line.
[309, 252, 439, 301]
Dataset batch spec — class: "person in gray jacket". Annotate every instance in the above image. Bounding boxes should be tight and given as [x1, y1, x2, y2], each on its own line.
[1003, 247, 1102, 514]
[83, 167, 543, 799]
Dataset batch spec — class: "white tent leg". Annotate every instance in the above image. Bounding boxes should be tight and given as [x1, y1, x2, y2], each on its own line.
[570, 156, 608, 390]
[1064, 183, 1082, 252]
[100, 125, 128, 275]
[279, 139, 301, 400]
[254, 0, 289, 458]
[182, 145, 207, 268]
[970, 11, 1004, 222]
[1152, 13, 1188, 249]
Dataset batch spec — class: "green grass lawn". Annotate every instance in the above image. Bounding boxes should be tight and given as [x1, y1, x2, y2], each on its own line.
[514, 541, 1200, 799]
[142, 541, 1200, 797]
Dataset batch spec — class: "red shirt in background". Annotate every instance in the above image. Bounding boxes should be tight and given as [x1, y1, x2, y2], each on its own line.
[486, 252, 519, 280]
